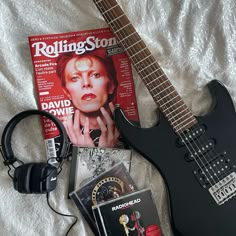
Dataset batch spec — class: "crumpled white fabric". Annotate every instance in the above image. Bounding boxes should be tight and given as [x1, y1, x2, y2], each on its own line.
[0, 0, 236, 235]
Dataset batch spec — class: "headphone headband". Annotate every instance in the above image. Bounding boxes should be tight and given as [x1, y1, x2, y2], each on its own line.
[1, 109, 69, 165]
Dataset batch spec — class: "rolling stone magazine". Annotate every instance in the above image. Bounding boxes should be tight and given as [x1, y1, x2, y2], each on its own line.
[28, 27, 139, 161]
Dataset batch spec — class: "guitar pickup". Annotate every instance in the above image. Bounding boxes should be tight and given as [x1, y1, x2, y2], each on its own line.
[193, 154, 233, 189]
[184, 139, 215, 162]
[177, 124, 206, 147]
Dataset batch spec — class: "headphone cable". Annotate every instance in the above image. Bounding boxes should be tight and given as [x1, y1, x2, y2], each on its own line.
[0, 145, 24, 180]
[46, 192, 78, 236]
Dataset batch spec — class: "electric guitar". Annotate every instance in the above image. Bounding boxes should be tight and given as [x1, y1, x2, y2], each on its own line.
[93, 1, 236, 236]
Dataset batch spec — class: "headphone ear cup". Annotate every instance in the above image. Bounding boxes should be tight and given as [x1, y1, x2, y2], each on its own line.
[14, 163, 54, 193]
[30, 163, 51, 193]
[30, 163, 45, 193]
[41, 164, 58, 193]
[14, 163, 57, 194]
[14, 163, 34, 193]
[25, 163, 34, 193]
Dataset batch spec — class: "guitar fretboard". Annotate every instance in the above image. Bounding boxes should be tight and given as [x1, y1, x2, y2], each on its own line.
[93, 0, 197, 134]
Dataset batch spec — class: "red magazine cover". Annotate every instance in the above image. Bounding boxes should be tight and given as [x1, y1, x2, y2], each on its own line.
[28, 28, 139, 162]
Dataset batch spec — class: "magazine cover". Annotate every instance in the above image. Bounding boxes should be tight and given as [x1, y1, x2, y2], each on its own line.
[69, 162, 137, 235]
[93, 189, 163, 236]
[68, 146, 132, 194]
[28, 28, 140, 162]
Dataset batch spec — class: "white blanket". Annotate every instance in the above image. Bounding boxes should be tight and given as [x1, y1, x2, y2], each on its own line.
[0, 0, 235, 235]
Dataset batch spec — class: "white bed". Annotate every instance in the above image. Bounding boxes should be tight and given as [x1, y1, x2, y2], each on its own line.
[1, 0, 236, 235]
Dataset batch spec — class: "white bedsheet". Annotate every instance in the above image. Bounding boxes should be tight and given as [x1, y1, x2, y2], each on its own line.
[1, 0, 236, 235]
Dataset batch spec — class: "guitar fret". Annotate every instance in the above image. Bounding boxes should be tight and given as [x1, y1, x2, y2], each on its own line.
[119, 31, 137, 43]
[93, 0, 198, 135]
[146, 73, 165, 86]
[138, 61, 157, 73]
[173, 116, 194, 130]
[171, 112, 192, 125]
[125, 39, 143, 51]
[151, 83, 172, 93]
[130, 47, 147, 58]
[157, 89, 176, 101]
[161, 94, 180, 107]
[107, 13, 125, 24]
[175, 117, 197, 133]
[142, 68, 162, 80]
[134, 54, 152, 66]
[163, 102, 186, 113]
[114, 22, 132, 34]
[101, 3, 118, 14]
[168, 107, 189, 121]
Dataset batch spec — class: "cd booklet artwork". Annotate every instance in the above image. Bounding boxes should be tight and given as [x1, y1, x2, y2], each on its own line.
[69, 162, 137, 234]
[92, 189, 163, 236]
[68, 146, 132, 194]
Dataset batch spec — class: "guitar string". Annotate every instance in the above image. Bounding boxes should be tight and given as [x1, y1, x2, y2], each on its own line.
[142, 64, 224, 185]
[110, 0, 225, 187]
[95, 0, 223, 187]
[148, 74, 224, 185]
[187, 125, 224, 183]
[94, 0, 218, 187]
[146, 76, 223, 185]
[92, 1, 216, 186]
[94, 0, 221, 187]
[104, 0, 225, 187]
[95, 0, 235, 205]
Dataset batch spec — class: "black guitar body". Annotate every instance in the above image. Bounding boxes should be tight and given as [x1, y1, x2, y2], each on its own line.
[114, 80, 236, 236]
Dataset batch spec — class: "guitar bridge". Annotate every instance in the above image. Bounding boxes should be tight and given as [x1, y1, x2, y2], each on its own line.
[208, 172, 236, 205]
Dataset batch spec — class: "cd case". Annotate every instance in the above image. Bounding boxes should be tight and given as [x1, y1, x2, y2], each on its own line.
[68, 146, 132, 194]
[69, 162, 137, 235]
[92, 189, 163, 236]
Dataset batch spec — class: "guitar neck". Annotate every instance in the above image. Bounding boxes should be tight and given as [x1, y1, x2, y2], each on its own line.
[93, 0, 197, 134]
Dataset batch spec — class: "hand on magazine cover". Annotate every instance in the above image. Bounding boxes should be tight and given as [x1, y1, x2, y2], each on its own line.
[63, 110, 94, 147]
[63, 102, 119, 147]
[97, 102, 119, 147]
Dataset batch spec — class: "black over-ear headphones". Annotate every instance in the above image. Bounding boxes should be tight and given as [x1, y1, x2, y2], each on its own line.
[1, 109, 69, 194]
